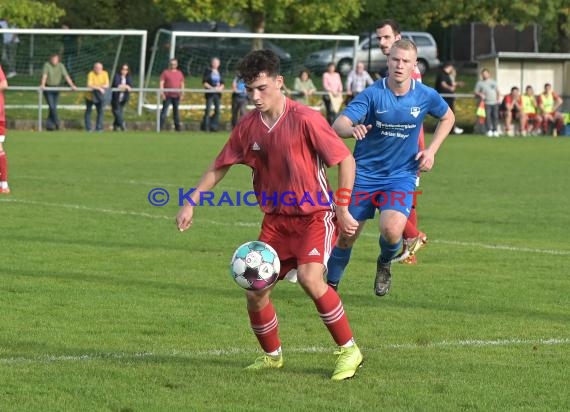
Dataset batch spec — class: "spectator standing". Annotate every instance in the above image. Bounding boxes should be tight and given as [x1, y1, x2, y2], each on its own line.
[344, 62, 373, 104]
[111, 63, 133, 131]
[0, 19, 18, 78]
[293, 69, 316, 105]
[202, 57, 224, 132]
[84, 62, 110, 132]
[0, 64, 9, 193]
[322, 62, 343, 125]
[231, 75, 248, 128]
[474, 68, 501, 137]
[160, 58, 185, 132]
[435, 62, 463, 134]
[40, 54, 77, 131]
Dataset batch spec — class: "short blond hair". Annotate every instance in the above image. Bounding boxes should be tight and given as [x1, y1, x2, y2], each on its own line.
[390, 38, 417, 54]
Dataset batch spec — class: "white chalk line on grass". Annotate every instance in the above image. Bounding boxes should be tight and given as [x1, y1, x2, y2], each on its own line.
[359, 233, 570, 256]
[430, 239, 570, 256]
[1, 338, 568, 365]
[14, 175, 246, 192]
[0, 198, 259, 227]
[2, 198, 568, 254]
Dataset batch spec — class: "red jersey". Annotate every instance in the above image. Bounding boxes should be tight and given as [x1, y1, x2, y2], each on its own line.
[0, 65, 5, 124]
[503, 94, 522, 107]
[214, 98, 351, 215]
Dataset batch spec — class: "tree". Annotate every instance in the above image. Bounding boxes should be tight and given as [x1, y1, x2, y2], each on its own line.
[0, 0, 64, 27]
[153, 0, 362, 34]
[52, 0, 166, 31]
[348, 0, 569, 53]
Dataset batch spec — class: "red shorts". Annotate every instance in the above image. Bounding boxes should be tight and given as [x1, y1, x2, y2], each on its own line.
[259, 211, 338, 279]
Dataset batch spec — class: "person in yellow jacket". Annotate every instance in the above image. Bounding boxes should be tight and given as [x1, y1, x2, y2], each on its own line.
[537, 83, 564, 136]
[84, 62, 109, 132]
[521, 85, 543, 136]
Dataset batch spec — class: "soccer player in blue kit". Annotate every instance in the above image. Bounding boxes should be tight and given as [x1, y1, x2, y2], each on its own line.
[326, 39, 455, 296]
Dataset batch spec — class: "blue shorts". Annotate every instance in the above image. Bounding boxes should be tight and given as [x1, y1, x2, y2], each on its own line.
[348, 177, 418, 221]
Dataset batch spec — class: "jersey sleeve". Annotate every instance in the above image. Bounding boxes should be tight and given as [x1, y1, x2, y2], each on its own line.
[340, 84, 376, 125]
[214, 129, 245, 169]
[427, 87, 450, 119]
[305, 112, 351, 167]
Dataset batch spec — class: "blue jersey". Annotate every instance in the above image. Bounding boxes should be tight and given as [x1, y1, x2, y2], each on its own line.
[341, 78, 449, 189]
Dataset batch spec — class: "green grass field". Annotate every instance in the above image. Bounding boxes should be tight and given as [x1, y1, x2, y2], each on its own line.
[1, 131, 568, 411]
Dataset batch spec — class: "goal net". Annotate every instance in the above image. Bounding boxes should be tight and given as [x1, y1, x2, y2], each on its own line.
[0, 28, 147, 114]
[147, 29, 359, 91]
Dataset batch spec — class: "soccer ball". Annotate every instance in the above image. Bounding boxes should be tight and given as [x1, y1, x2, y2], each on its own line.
[230, 241, 281, 291]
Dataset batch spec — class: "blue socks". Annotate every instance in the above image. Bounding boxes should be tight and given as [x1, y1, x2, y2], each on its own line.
[326, 236, 401, 286]
[379, 235, 402, 264]
[326, 247, 352, 285]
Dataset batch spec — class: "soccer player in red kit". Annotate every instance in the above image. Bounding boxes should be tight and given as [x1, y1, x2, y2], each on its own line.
[377, 19, 427, 265]
[0, 64, 9, 194]
[176, 49, 363, 380]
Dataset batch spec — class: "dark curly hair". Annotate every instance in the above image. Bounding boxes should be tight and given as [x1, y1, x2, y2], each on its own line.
[237, 49, 281, 84]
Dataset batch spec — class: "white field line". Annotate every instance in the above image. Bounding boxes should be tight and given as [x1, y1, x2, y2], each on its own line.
[430, 239, 570, 256]
[0, 198, 259, 227]
[1, 338, 568, 365]
[14, 175, 245, 192]
[359, 233, 570, 256]
[2, 198, 568, 254]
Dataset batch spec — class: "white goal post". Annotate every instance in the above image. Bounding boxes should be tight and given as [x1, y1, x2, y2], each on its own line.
[0, 28, 147, 114]
[169, 31, 359, 61]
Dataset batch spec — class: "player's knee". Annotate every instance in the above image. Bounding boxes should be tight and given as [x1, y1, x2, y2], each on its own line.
[246, 289, 271, 310]
[296, 271, 328, 299]
[382, 226, 404, 243]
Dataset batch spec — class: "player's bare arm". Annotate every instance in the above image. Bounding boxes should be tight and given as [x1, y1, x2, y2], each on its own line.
[333, 114, 372, 141]
[335, 155, 359, 236]
[176, 162, 231, 232]
[416, 107, 455, 172]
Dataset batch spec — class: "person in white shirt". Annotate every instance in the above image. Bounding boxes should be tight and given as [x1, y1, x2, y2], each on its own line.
[344, 62, 373, 104]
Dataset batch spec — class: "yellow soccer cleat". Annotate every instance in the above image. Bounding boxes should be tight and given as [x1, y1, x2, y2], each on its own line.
[244, 354, 284, 371]
[331, 344, 363, 381]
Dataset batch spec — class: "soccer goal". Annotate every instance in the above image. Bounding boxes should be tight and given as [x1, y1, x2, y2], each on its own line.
[147, 29, 359, 85]
[0, 28, 147, 114]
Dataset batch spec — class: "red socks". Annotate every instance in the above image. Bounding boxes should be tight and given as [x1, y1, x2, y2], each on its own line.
[403, 206, 419, 239]
[249, 286, 354, 351]
[314, 286, 353, 346]
[0, 151, 7, 182]
[248, 301, 280, 353]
